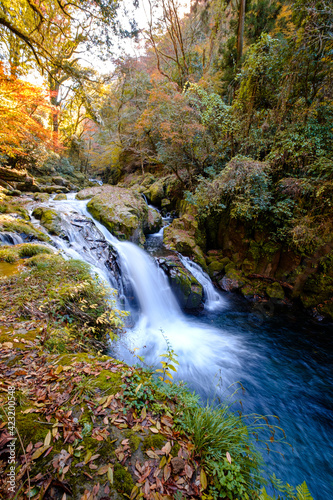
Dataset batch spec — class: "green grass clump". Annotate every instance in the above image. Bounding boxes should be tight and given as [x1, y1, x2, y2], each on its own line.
[18, 243, 53, 258]
[181, 402, 264, 499]
[0, 246, 18, 262]
[0, 244, 53, 262]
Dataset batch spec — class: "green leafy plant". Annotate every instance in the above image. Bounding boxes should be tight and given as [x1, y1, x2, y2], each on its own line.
[155, 332, 179, 384]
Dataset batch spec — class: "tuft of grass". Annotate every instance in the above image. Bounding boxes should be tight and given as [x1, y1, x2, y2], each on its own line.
[0, 243, 53, 262]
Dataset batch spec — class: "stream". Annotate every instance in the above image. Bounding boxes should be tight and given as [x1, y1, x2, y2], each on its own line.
[27, 194, 333, 499]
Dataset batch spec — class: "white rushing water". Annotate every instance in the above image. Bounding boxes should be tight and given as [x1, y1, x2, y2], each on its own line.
[179, 254, 226, 311]
[27, 195, 243, 391]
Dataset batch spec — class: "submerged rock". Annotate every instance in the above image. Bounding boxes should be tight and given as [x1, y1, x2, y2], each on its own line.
[157, 255, 203, 310]
[77, 185, 149, 244]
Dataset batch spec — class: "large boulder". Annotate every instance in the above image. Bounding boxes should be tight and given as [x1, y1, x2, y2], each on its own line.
[32, 207, 62, 236]
[77, 186, 149, 245]
[145, 207, 163, 234]
[157, 255, 203, 310]
[163, 213, 206, 269]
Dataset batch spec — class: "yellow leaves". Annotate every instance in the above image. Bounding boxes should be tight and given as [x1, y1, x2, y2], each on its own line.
[31, 445, 49, 460]
[44, 430, 51, 447]
[200, 468, 208, 491]
[107, 466, 114, 483]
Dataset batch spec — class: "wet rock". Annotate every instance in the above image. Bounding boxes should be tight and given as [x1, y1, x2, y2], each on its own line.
[34, 193, 50, 202]
[54, 194, 67, 201]
[40, 185, 69, 194]
[157, 255, 203, 310]
[219, 269, 245, 292]
[163, 214, 206, 269]
[145, 207, 162, 234]
[32, 207, 62, 236]
[77, 185, 149, 245]
[266, 282, 285, 300]
[52, 176, 71, 187]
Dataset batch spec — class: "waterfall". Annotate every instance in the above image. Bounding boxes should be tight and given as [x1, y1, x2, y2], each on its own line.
[179, 255, 226, 311]
[24, 195, 241, 391]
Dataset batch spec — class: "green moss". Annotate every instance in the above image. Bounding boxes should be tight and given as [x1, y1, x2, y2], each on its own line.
[225, 262, 236, 273]
[125, 430, 141, 452]
[94, 369, 122, 395]
[26, 253, 59, 269]
[34, 193, 50, 202]
[32, 207, 62, 235]
[171, 442, 181, 457]
[266, 282, 285, 300]
[208, 261, 225, 276]
[0, 246, 18, 262]
[54, 194, 67, 200]
[14, 409, 49, 446]
[0, 243, 52, 263]
[113, 462, 135, 496]
[142, 432, 166, 451]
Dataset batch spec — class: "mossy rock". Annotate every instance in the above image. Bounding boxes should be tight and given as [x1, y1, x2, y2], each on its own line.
[225, 261, 237, 273]
[158, 256, 203, 310]
[33, 192, 50, 202]
[142, 432, 166, 451]
[54, 193, 67, 201]
[208, 260, 225, 277]
[78, 186, 149, 244]
[148, 180, 165, 205]
[145, 206, 163, 234]
[164, 224, 206, 270]
[0, 214, 49, 242]
[266, 282, 285, 300]
[219, 269, 245, 292]
[242, 259, 255, 275]
[32, 207, 62, 235]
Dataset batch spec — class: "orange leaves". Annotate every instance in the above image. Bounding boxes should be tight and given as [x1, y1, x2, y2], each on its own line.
[0, 63, 53, 157]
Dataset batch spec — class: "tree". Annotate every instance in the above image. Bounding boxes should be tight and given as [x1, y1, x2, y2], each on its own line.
[0, 0, 121, 76]
[0, 63, 52, 158]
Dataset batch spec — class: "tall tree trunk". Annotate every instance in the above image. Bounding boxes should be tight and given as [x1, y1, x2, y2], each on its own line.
[237, 0, 246, 64]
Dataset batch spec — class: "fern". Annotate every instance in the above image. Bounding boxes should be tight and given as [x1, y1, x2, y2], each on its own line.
[296, 482, 313, 500]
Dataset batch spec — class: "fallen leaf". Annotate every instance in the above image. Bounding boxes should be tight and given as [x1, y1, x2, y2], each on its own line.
[146, 450, 159, 459]
[164, 464, 171, 482]
[44, 430, 51, 447]
[107, 467, 113, 484]
[226, 451, 232, 464]
[149, 427, 159, 434]
[31, 445, 49, 460]
[161, 442, 171, 456]
[200, 469, 207, 490]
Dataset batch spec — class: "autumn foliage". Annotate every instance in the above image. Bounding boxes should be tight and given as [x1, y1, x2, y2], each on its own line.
[0, 63, 52, 158]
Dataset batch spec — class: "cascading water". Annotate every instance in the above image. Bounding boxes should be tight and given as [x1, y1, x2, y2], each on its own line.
[0, 232, 24, 245]
[179, 254, 226, 311]
[21, 194, 333, 499]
